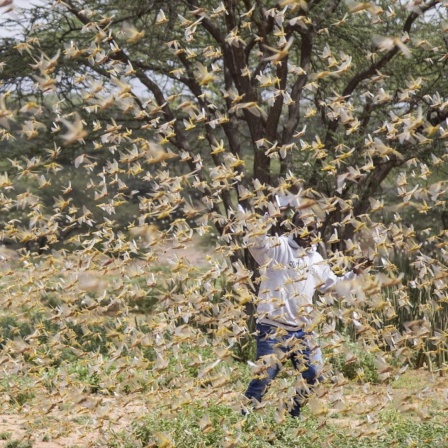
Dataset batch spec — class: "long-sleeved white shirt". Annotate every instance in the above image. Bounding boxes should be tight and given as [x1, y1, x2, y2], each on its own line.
[248, 233, 354, 331]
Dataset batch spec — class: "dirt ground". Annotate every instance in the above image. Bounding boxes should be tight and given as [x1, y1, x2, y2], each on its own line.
[0, 370, 446, 447]
[0, 393, 156, 447]
[0, 240, 447, 447]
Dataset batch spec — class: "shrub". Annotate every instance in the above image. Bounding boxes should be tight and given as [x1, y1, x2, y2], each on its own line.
[326, 341, 380, 384]
[5, 440, 33, 448]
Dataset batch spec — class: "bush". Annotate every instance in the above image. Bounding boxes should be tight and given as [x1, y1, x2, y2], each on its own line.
[326, 341, 380, 384]
[5, 441, 33, 448]
[0, 315, 33, 348]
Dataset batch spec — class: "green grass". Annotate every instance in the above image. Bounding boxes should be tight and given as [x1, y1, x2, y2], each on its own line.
[325, 339, 381, 384]
[4, 441, 33, 448]
[0, 431, 12, 440]
[106, 404, 448, 448]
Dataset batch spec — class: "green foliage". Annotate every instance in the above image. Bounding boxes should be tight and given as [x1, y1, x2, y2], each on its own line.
[0, 315, 33, 348]
[230, 332, 257, 363]
[67, 363, 102, 394]
[9, 390, 35, 407]
[326, 341, 380, 384]
[107, 404, 448, 448]
[126, 264, 171, 313]
[131, 405, 237, 447]
[4, 442, 33, 448]
[383, 251, 448, 370]
[0, 432, 12, 441]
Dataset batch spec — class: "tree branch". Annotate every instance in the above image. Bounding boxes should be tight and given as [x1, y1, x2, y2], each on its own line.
[324, 1, 440, 147]
[265, 56, 289, 142]
[280, 30, 313, 145]
[343, 1, 439, 97]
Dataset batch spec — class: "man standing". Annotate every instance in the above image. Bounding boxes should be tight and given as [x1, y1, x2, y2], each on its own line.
[243, 210, 363, 418]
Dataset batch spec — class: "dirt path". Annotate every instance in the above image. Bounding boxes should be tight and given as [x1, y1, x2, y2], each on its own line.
[0, 397, 148, 448]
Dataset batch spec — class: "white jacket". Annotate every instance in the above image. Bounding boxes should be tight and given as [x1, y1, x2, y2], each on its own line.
[248, 233, 354, 331]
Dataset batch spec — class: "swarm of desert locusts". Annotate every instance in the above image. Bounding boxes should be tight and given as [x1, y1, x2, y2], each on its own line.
[0, 0, 447, 446]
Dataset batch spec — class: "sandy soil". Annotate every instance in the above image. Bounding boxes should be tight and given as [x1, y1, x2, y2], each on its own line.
[0, 396, 150, 447]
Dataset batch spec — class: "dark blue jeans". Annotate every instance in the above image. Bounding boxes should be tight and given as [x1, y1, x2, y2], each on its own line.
[244, 323, 323, 417]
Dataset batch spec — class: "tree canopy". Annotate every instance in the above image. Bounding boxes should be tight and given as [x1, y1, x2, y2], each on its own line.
[1, 0, 448, 244]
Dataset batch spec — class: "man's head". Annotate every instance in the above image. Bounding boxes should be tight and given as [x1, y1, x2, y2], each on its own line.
[291, 212, 319, 247]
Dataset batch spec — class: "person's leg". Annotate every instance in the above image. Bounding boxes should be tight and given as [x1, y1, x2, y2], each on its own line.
[244, 324, 283, 406]
[289, 332, 323, 417]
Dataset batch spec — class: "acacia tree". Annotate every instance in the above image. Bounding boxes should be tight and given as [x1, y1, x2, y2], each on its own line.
[0, 1, 448, 444]
[1, 0, 447, 241]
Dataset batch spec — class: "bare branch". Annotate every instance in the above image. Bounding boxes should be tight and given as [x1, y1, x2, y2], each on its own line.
[280, 30, 313, 145]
